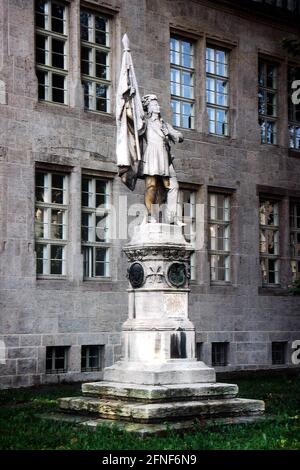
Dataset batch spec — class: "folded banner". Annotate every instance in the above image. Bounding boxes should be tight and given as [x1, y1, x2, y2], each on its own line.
[116, 34, 144, 190]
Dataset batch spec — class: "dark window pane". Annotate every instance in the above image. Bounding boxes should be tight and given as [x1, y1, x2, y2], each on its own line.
[96, 51, 107, 65]
[52, 17, 64, 34]
[82, 178, 89, 192]
[81, 26, 88, 41]
[52, 39, 64, 68]
[266, 64, 275, 88]
[52, 87, 64, 103]
[96, 180, 106, 194]
[37, 258, 44, 274]
[36, 70, 47, 100]
[36, 0, 46, 14]
[52, 3, 64, 19]
[96, 194, 106, 207]
[52, 40, 65, 68]
[36, 171, 45, 188]
[52, 74, 65, 103]
[52, 74, 65, 89]
[95, 30, 106, 45]
[82, 192, 89, 207]
[82, 60, 90, 75]
[95, 16, 106, 31]
[36, 1, 47, 29]
[96, 64, 107, 79]
[96, 98, 107, 112]
[95, 262, 105, 276]
[52, 38, 64, 54]
[96, 81, 107, 94]
[81, 346, 87, 369]
[51, 259, 62, 274]
[52, 54, 64, 69]
[81, 46, 90, 60]
[52, 189, 63, 203]
[96, 248, 106, 262]
[51, 244, 62, 259]
[80, 11, 89, 27]
[36, 34, 47, 64]
[51, 3, 64, 33]
[55, 357, 65, 369]
[36, 13, 46, 29]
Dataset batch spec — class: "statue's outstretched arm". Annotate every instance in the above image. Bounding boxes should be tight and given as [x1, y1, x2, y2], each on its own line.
[166, 123, 184, 144]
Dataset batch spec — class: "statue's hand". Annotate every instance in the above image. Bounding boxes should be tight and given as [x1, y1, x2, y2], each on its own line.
[126, 102, 133, 119]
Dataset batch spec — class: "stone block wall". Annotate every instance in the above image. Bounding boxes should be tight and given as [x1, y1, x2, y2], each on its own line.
[0, 0, 299, 388]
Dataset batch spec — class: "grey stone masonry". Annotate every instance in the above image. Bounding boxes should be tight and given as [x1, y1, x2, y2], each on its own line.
[0, 0, 300, 388]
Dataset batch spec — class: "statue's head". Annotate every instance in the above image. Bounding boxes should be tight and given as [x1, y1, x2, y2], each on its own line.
[142, 94, 160, 115]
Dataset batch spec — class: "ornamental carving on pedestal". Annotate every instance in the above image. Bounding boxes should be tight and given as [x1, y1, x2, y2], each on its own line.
[128, 262, 145, 288]
[145, 265, 165, 284]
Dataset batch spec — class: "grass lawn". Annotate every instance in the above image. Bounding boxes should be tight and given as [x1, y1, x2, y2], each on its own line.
[0, 375, 299, 450]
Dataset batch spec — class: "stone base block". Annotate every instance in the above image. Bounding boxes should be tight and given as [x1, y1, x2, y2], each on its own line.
[58, 396, 265, 423]
[81, 381, 238, 402]
[40, 412, 268, 437]
[103, 360, 216, 385]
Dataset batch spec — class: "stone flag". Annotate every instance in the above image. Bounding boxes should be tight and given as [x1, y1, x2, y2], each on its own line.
[116, 34, 144, 190]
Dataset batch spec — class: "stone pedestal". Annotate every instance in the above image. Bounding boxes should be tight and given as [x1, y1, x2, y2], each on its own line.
[57, 223, 265, 435]
[104, 223, 215, 385]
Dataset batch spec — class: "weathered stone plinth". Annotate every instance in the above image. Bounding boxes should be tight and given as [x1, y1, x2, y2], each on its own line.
[56, 223, 265, 434]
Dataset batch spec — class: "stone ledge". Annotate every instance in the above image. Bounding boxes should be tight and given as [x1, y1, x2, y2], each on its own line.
[58, 396, 265, 423]
[39, 412, 269, 436]
[103, 360, 216, 385]
[81, 381, 239, 402]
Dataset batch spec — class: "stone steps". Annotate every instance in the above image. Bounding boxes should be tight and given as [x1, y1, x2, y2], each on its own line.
[81, 381, 239, 402]
[58, 395, 265, 423]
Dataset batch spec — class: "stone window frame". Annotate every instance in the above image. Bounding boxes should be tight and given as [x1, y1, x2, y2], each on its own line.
[258, 58, 278, 145]
[46, 345, 69, 374]
[211, 342, 229, 367]
[271, 341, 287, 365]
[81, 344, 105, 372]
[290, 199, 300, 281]
[170, 34, 195, 129]
[80, 6, 112, 114]
[259, 198, 281, 286]
[206, 43, 230, 137]
[35, 0, 69, 105]
[208, 191, 231, 284]
[288, 64, 300, 151]
[35, 169, 69, 278]
[81, 174, 112, 279]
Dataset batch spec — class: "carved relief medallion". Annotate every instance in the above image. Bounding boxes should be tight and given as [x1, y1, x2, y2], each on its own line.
[128, 262, 144, 288]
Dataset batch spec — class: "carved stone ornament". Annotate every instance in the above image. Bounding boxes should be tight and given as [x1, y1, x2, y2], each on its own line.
[125, 247, 191, 262]
[128, 262, 145, 288]
[167, 262, 187, 287]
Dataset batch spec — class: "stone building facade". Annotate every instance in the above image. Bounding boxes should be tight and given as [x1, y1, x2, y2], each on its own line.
[0, 0, 300, 388]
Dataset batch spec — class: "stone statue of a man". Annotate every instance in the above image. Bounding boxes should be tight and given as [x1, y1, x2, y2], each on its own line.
[116, 35, 184, 224]
[140, 94, 183, 223]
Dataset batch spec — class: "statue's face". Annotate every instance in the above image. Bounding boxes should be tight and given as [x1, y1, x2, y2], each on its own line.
[148, 99, 160, 115]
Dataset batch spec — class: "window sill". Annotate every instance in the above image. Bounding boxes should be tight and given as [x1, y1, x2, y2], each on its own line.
[37, 275, 67, 281]
[34, 100, 80, 117]
[81, 108, 115, 124]
[82, 277, 112, 282]
[46, 370, 67, 375]
[258, 286, 290, 296]
[259, 142, 280, 148]
[289, 149, 300, 159]
[210, 281, 233, 287]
